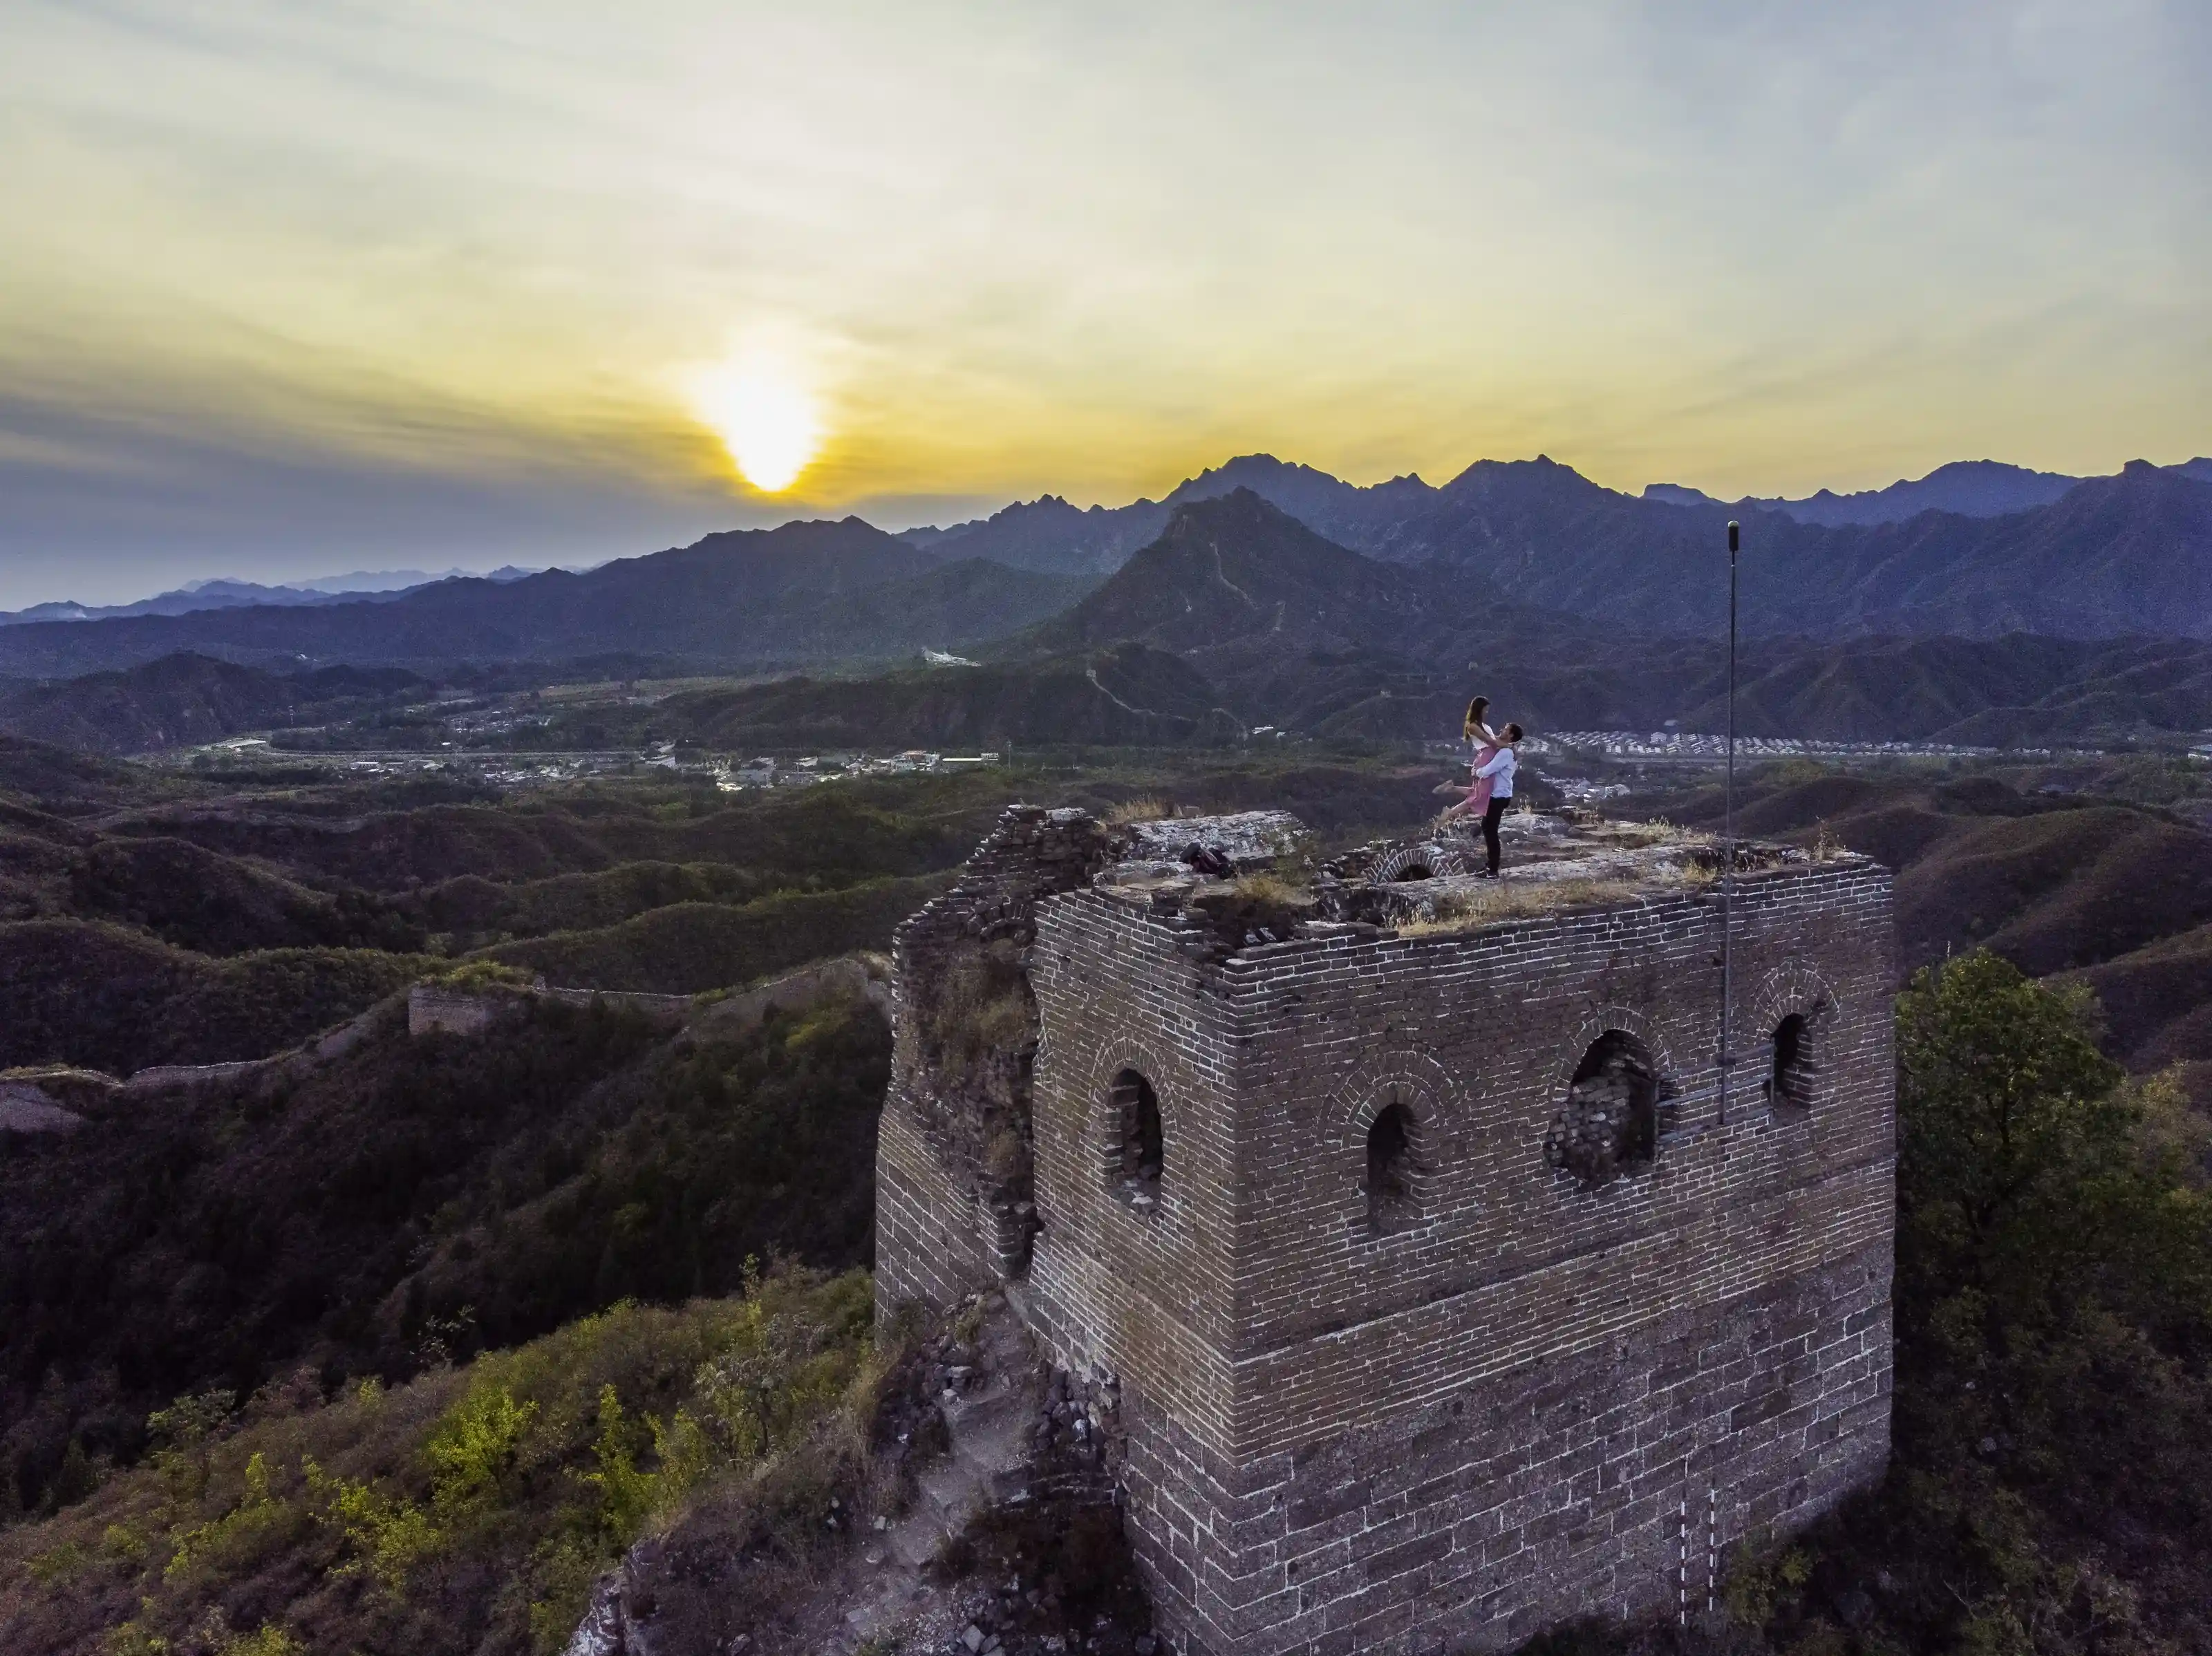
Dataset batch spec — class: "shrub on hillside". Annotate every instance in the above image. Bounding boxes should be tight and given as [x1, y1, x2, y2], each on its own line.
[0, 1268, 885, 1656]
[403, 992, 892, 1344]
[0, 921, 428, 1073]
[68, 836, 425, 955]
[0, 1000, 662, 1516]
[0, 992, 892, 1524]
[1700, 952, 2212, 1653]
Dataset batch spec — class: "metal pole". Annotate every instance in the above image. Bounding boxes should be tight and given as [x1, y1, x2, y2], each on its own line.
[1721, 520, 1739, 1119]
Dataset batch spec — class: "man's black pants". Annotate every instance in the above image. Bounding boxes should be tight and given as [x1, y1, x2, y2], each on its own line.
[1481, 796, 1508, 874]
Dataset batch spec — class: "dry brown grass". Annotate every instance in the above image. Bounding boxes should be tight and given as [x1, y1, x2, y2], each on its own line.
[1230, 872, 1304, 907]
[1103, 796, 1171, 825]
[1595, 818, 1707, 848]
[926, 948, 1033, 1081]
[1398, 878, 1651, 935]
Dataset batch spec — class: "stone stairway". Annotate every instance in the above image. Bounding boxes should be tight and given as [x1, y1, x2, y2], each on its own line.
[836, 1295, 1044, 1650]
[561, 1292, 1047, 1656]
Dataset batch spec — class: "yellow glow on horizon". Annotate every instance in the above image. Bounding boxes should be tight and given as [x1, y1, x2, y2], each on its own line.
[690, 350, 823, 496]
[0, 0, 2204, 605]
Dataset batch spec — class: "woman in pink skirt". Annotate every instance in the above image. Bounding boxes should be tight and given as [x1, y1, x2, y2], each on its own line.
[1436, 695, 1503, 830]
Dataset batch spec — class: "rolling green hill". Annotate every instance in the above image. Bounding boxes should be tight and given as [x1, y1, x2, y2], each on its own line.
[0, 990, 890, 1525]
[1640, 764, 2212, 1071]
[0, 921, 428, 1073]
[478, 876, 950, 995]
[0, 655, 421, 756]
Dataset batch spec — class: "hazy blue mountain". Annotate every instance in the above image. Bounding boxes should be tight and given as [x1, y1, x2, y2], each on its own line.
[1357, 453, 2212, 639]
[1160, 454, 1439, 551]
[0, 578, 377, 627]
[1029, 488, 1457, 659]
[1642, 459, 2084, 525]
[6, 453, 2210, 684]
[284, 565, 550, 593]
[897, 453, 1436, 576]
[0, 566, 547, 628]
[615, 492, 2212, 748]
[896, 494, 1166, 576]
[0, 520, 1089, 677]
[1644, 457, 2212, 526]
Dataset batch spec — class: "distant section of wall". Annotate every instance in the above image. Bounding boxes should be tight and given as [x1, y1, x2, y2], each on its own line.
[113, 1002, 385, 1095]
[0, 1078, 86, 1133]
[120, 1060, 267, 1094]
[689, 954, 893, 1040]
[406, 982, 694, 1037]
[540, 986, 693, 1022]
[406, 958, 890, 1046]
[35, 957, 885, 1107]
[406, 985, 505, 1037]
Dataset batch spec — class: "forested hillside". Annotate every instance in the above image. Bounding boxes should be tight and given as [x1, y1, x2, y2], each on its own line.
[1638, 762, 2212, 1086]
[5, 726, 2212, 1653]
[0, 738, 1448, 1523]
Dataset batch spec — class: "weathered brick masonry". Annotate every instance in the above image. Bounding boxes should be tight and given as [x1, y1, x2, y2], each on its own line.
[879, 812, 1896, 1655]
[876, 806, 1123, 1311]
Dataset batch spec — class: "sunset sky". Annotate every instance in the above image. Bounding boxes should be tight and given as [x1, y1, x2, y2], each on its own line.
[2, 1, 2207, 608]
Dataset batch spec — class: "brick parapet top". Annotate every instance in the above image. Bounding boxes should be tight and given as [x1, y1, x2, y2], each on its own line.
[1044, 854, 1887, 997]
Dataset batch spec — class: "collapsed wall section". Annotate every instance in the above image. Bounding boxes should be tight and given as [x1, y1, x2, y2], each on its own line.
[874, 805, 1120, 1316]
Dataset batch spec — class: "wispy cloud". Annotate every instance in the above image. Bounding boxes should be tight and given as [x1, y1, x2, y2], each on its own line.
[0, 0, 2206, 605]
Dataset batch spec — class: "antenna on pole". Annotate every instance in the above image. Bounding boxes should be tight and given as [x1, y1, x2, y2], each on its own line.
[1721, 519, 1739, 1119]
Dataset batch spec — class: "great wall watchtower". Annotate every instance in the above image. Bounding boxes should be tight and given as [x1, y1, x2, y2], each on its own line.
[877, 805, 1895, 1655]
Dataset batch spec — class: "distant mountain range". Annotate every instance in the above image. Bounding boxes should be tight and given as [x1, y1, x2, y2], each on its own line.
[0, 451, 2209, 741]
[899, 456, 1438, 576]
[991, 490, 2212, 746]
[920, 451, 2212, 637]
[18, 491, 2212, 758]
[1643, 459, 2083, 525]
[906, 452, 2212, 561]
[0, 565, 547, 628]
[0, 520, 1084, 679]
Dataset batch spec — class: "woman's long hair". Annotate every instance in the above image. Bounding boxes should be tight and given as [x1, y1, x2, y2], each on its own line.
[1463, 695, 1490, 741]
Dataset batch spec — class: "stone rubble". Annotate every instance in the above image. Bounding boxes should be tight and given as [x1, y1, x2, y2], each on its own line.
[1544, 1042, 1662, 1189]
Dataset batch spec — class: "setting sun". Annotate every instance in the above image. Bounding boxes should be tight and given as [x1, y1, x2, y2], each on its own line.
[691, 353, 823, 494]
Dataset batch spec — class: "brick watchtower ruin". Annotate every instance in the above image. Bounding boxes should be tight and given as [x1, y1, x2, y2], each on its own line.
[877, 806, 1895, 1655]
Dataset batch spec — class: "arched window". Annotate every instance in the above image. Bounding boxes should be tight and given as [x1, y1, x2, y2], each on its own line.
[1110, 1069, 1163, 1212]
[1365, 1102, 1421, 1234]
[1770, 1012, 1815, 1116]
[1545, 1031, 1661, 1190]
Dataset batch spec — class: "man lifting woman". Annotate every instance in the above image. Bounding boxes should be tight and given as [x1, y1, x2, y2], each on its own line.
[1436, 695, 1521, 876]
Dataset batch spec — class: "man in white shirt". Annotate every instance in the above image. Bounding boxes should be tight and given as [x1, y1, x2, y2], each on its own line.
[1473, 724, 1522, 876]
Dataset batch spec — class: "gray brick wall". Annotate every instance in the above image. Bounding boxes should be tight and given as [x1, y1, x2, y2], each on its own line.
[880, 823, 1897, 1655]
[875, 805, 1120, 1313]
